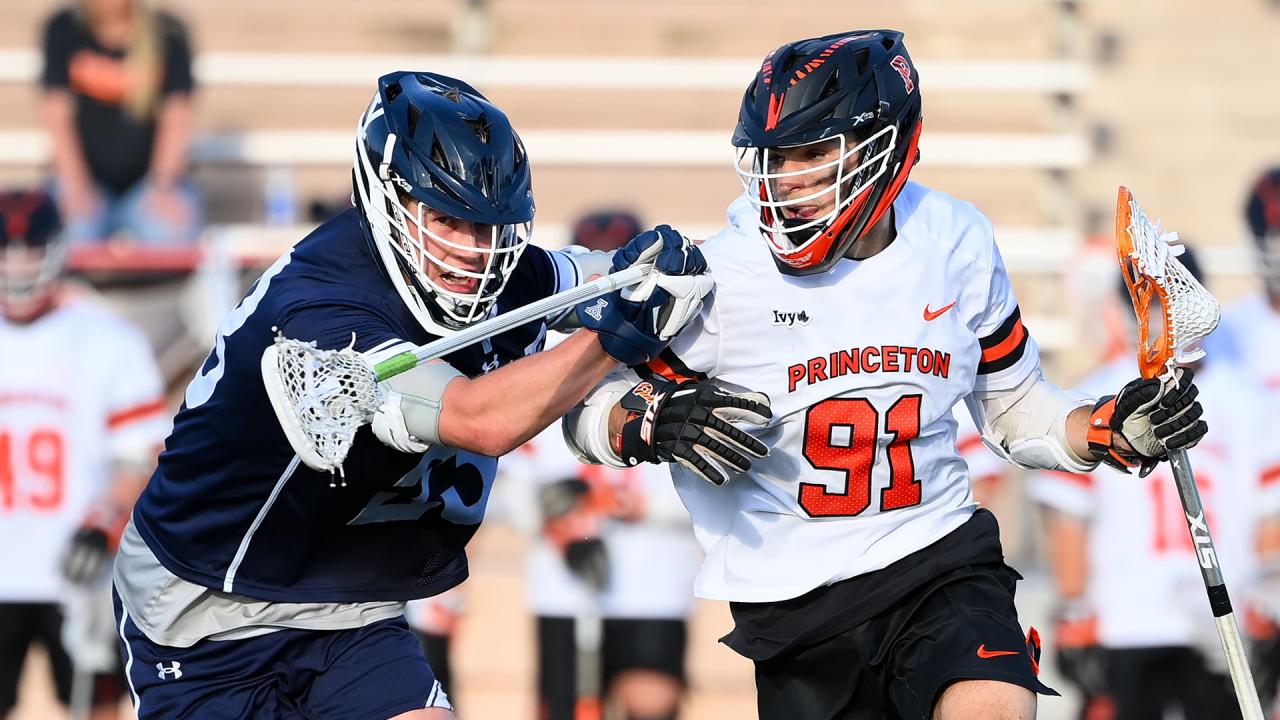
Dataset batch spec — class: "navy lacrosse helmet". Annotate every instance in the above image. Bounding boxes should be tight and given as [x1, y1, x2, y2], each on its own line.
[0, 190, 65, 320]
[733, 30, 923, 276]
[353, 71, 535, 334]
[571, 210, 643, 253]
[1245, 167, 1280, 295]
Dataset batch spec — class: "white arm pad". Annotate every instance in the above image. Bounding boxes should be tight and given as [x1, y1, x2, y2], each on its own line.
[561, 370, 640, 468]
[968, 371, 1098, 473]
[374, 360, 465, 448]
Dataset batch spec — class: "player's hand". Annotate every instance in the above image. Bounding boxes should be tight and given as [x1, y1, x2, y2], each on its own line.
[578, 225, 713, 365]
[1087, 367, 1206, 475]
[1053, 600, 1108, 696]
[61, 506, 126, 586]
[371, 390, 431, 454]
[538, 478, 611, 591]
[616, 378, 772, 486]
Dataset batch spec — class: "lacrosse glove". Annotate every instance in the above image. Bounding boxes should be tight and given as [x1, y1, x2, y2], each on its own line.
[61, 505, 128, 585]
[577, 225, 713, 365]
[1087, 366, 1207, 476]
[615, 377, 772, 486]
[1053, 600, 1108, 697]
[538, 478, 611, 592]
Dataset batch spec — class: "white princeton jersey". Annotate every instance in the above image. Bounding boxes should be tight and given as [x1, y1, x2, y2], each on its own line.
[1030, 357, 1280, 648]
[503, 423, 701, 619]
[1208, 293, 1280, 394]
[650, 183, 1040, 602]
[0, 301, 168, 602]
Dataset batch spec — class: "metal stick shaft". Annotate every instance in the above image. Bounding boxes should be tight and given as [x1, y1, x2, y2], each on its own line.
[1168, 448, 1265, 720]
[371, 264, 648, 381]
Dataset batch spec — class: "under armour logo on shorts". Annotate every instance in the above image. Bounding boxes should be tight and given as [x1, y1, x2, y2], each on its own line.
[156, 661, 183, 680]
[584, 298, 608, 322]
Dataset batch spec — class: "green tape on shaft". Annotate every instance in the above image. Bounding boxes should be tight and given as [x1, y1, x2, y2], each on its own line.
[373, 352, 417, 381]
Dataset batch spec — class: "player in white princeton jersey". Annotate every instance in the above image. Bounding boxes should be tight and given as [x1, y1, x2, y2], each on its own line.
[564, 31, 1208, 720]
[1032, 251, 1280, 720]
[0, 190, 168, 720]
[1217, 167, 1280, 713]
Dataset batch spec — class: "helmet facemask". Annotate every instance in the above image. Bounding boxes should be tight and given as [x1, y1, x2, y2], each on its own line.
[354, 98, 531, 332]
[1257, 231, 1280, 298]
[0, 235, 67, 322]
[734, 125, 896, 262]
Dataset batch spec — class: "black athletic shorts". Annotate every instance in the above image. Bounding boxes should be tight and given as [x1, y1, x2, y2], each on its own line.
[1087, 646, 1240, 720]
[537, 616, 687, 720]
[0, 602, 124, 713]
[725, 509, 1056, 720]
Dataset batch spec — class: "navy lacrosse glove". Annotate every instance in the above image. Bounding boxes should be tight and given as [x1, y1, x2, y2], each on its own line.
[578, 225, 712, 365]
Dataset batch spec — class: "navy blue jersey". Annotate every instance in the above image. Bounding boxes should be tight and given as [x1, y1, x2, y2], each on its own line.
[133, 210, 577, 602]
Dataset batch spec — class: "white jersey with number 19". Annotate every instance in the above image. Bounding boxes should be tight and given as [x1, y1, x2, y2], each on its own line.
[643, 182, 1039, 602]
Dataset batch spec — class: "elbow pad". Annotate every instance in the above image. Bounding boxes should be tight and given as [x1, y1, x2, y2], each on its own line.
[562, 373, 637, 468]
[374, 360, 464, 449]
[975, 373, 1098, 473]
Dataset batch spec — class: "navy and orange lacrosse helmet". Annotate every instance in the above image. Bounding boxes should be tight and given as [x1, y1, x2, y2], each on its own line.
[0, 190, 65, 321]
[733, 30, 923, 276]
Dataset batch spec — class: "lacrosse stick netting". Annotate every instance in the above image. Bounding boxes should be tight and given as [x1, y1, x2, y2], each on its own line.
[1115, 186, 1220, 380]
[261, 263, 651, 475]
[1114, 186, 1263, 719]
[261, 335, 384, 478]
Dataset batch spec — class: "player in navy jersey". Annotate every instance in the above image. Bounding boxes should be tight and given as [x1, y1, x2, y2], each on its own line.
[110, 72, 760, 720]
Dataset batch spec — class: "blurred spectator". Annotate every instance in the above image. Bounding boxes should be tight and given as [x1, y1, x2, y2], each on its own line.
[1032, 247, 1280, 720]
[501, 209, 696, 720]
[0, 190, 168, 720]
[40, 0, 201, 245]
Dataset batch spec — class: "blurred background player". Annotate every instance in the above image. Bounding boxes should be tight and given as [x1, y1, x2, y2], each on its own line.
[507, 210, 699, 720]
[1217, 166, 1280, 716]
[0, 190, 167, 720]
[405, 588, 466, 703]
[40, 0, 201, 245]
[1031, 246, 1280, 720]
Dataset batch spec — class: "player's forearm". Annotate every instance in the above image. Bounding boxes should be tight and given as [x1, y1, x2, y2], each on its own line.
[1046, 510, 1089, 599]
[149, 96, 194, 189]
[41, 91, 91, 186]
[439, 329, 617, 456]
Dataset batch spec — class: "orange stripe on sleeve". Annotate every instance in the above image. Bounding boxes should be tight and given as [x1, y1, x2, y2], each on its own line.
[980, 318, 1026, 364]
[107, 398, 168, 429]
[1262, 464, 1280, 487]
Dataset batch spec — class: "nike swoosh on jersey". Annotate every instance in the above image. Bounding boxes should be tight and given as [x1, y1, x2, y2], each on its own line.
[976, 644, 1021, 659]
[923, 301, 958, 321]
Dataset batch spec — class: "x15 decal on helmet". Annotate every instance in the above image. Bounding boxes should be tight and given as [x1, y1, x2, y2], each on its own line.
[352, 71, 535, 334]
[732, 30, 923, 276]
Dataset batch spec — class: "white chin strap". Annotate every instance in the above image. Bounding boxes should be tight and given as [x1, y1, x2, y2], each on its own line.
[733, 126, 896, 258]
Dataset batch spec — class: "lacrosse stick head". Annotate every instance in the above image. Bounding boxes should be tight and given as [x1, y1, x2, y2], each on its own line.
[261, 334, 385, 475]
[1114, 186, 1221, 380]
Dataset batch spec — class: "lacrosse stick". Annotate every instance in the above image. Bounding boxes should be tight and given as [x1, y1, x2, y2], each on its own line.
[1115, 186, 1263, 719]
[262, 264, 649, 476]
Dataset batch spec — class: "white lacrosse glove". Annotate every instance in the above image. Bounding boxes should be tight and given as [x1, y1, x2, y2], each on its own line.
[1087, 366, 1206, 475]
[371, 391, 431, 454]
